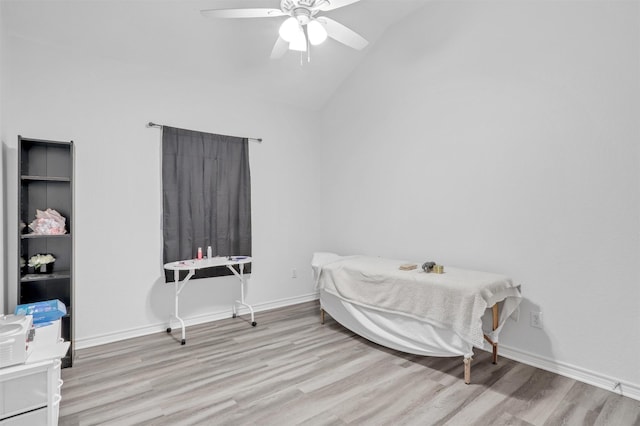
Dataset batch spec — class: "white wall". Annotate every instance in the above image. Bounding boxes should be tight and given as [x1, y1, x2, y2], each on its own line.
[1, 34, 322, 346]
[0, 2, 5, 314]
[319, 1, 640, 395]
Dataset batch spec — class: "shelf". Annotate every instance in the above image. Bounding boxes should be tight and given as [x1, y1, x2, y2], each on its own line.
[19, 136, 74, 368]
[21, 175, 71, 182]
[20, 138, 72, 148]
[21, 233, 71, 240]
[20, 272, 71, 282]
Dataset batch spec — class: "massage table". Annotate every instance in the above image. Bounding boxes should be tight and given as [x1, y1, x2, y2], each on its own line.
[312, 253, 522, 384]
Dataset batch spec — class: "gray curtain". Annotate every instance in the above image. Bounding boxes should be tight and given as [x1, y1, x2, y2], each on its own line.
[162, 126, 251, 282]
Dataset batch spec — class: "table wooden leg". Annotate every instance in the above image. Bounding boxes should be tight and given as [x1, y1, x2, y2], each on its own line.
[464, 357, 472, 384]
[492, 304, 499, 364]
[320, 308, 325, 325]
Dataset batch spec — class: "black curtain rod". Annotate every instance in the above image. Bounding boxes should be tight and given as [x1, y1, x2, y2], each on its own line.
[147, 122, 262, 143]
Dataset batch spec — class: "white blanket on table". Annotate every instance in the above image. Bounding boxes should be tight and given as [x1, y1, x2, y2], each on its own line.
[313, 253, 522, 348]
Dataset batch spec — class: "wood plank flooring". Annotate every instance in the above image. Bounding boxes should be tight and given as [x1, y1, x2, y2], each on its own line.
[59, 301, 640, 426]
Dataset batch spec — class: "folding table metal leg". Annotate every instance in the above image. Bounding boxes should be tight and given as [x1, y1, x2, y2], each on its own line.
[228, 263, 256, 326]
[166, 269, 193, 345]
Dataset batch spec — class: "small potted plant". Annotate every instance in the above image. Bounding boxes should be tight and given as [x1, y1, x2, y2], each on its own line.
[28, 253, 56, 274]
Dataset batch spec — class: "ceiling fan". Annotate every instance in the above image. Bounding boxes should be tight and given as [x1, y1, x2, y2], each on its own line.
[201, 0, 369, 60]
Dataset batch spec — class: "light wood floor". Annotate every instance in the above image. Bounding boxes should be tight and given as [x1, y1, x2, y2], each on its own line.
[59, 301, 639, 426]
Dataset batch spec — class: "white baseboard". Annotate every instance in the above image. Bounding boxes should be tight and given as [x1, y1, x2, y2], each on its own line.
[498, 344, 640, 401]
[75, 292, 320, 350]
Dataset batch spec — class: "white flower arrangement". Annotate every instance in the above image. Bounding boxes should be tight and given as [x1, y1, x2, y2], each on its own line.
[28, 254, 56, 269]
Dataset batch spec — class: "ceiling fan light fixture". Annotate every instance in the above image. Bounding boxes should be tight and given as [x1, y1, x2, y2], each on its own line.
[307, 19, 328, 45]
[201, 0, 368, 58]
[279, 17, 301, 42]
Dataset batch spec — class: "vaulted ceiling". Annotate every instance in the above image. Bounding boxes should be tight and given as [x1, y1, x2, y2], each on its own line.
[2, 0, 427, 110]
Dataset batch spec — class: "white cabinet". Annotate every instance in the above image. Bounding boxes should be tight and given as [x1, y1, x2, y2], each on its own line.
[0, 359, 60, 425]
[0, 323, 69, 426]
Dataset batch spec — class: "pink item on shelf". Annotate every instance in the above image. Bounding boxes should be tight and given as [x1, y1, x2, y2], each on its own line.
[28, 208, 67, 235]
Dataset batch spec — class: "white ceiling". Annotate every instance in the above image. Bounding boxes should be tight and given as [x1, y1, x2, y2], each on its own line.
[2, 0, 427, 110]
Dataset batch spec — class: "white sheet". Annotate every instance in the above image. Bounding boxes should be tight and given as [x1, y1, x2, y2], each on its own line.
[313, 253, 522, 349]
[321, 290, 472, 357]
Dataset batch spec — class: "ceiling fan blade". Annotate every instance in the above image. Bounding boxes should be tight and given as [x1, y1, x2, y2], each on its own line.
[316, 17, 368, 50]
[200, 8, 285, 19]
[270, 37, 288, 59]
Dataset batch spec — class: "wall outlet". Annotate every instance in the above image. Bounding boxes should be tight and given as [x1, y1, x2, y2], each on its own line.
[292, 268, 297, 278]
[530, 311, 543, 328]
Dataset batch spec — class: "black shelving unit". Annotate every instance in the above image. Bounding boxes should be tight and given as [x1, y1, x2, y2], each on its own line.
[18, 136, 74, 368]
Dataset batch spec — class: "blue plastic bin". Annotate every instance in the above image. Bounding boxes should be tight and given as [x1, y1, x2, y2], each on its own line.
[15, 299, 67, 324]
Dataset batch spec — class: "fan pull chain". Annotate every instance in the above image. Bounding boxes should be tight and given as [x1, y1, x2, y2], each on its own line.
[299, 49, 311, 65]
[298, 37, 311, 65]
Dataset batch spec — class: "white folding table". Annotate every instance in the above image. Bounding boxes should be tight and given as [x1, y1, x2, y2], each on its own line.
[163, 256, 254, 345]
